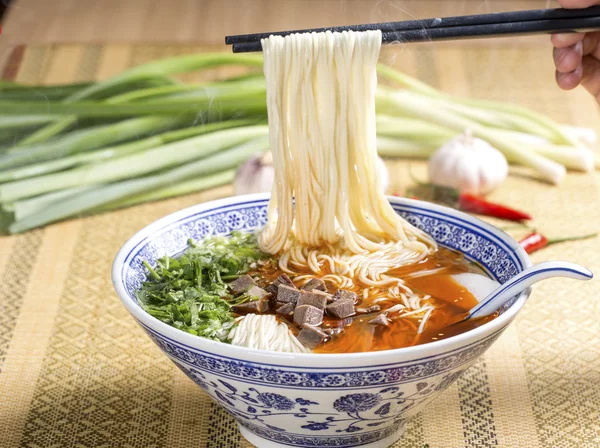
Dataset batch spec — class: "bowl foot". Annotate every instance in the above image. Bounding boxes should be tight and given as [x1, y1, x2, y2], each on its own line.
[238, 423, 406, 448]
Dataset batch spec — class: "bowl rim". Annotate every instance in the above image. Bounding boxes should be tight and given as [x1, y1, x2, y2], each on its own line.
[112, 193, 532, 365]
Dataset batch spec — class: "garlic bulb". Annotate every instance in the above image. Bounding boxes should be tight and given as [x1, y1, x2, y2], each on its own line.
[234, 152, 275, 196]
[235, 152, 390, 195]
[428, 131, 508, 196]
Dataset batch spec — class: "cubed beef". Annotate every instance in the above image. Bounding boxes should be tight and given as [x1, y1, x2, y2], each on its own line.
[277, 284, 301, 304]
[301, 278, 326, 292]
[368, 313, 390, 327]
[333, 289, 358, 304]
[297, 290, 330, 310]
[232, 298, 269, 314]
[293, 305, 324, 327]
[326, 299, 356, 319]
[265, 274, 295, 295]
[275, 302, 295, 316]
[229, 274, 256, 294]
[297, 325, 328, 349]
[246, 286, 269, 299]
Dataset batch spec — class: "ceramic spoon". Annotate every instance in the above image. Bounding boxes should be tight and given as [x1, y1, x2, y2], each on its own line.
[451, 261, 593, 320]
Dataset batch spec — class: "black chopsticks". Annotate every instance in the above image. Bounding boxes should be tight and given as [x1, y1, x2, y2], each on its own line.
[226, 6, 600, 53]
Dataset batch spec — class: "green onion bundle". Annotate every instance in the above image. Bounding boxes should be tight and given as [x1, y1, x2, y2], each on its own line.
[0, 53, 595, 234]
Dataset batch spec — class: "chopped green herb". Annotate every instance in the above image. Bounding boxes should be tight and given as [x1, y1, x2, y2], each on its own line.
[136, 231, 267, 341]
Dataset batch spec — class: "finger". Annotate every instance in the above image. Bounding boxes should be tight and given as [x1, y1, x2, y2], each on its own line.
[552, 32, 585, 48]
[580, 55, 600, 100]
[557, 0, 600, 8]
[556, 64, 583, 90]
[553, 42, 583, 73]
[581, 31, 600, 59]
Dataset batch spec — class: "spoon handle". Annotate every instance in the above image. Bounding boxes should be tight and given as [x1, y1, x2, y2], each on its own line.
[468, 261, 593, 319]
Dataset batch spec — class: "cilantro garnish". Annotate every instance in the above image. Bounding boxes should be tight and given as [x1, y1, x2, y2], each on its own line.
[136, 231, 267, 341]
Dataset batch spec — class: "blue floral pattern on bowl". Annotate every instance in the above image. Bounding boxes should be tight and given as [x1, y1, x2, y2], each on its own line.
[115, 197, 528, 448]
[141, 322, 501, 389]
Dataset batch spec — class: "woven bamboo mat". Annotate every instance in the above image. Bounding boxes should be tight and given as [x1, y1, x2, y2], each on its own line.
[0, 43, 598, 448]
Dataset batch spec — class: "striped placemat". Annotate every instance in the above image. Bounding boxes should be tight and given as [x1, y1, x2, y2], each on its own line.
[0, 43, 598, 448]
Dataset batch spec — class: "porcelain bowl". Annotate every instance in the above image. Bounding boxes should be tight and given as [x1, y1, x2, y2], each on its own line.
[112, 194, 531, 448]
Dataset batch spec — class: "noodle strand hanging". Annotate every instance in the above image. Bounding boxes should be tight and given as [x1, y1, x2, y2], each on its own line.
[259, 30, 436, 289]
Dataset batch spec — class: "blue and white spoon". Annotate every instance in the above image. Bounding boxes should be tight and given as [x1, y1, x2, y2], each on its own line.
[452, 261, 593, 320]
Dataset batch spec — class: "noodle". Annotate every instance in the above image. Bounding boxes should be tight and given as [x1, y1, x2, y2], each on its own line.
[258, 30, 437, 291]
[229, 314, 309, 353]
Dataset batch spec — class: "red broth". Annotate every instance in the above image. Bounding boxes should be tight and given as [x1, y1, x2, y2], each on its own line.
[248, 248, 498, 353]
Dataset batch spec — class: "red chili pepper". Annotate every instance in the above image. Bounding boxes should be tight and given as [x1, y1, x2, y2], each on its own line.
[519, 231, 597, 254]
[519, 232, 549, 254]
[458, 193, 531, 222]
[405, 183, 531, 222]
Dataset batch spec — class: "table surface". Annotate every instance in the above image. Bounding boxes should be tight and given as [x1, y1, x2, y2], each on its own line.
[0, 2, 599, 447]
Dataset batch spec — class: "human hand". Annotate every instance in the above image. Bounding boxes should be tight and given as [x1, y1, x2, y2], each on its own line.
[552, 0, 600, 99]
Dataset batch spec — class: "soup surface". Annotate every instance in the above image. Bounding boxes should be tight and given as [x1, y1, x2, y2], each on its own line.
[245, 246, 497, 353]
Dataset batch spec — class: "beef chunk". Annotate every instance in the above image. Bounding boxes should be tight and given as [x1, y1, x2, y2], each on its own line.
[293, 305, 324, 327]
[368, 313, 390, 327]
[326, 299, 356, 319]
[297, 325, 328, 349]
[265, 274, 295, 295]
[333, 289, 358, 304]
[297, 290, 330, 310]
[301, 278, 326, 292]
[277, 284, 301, 304]
[232, 298, 269, 314]
[275, 302, 295, 316]
[229, 274, 256, 294]
[246, 286, 269, 299]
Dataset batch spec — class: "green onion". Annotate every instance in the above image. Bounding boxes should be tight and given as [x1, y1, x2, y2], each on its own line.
[0, 89, 268, 117]
[2, 185, 95, 222]
[0, 119, 259, 183]
[19, 53, 264, 145]
[377, 64, 576, 146]
[7, 136, 269, 233]
[376, 137, 439, 158]
[0, 115, 189, 170]
[0, 125, 268, 201]
[0, 115, 61, 130]
[91, 169, 235, 213]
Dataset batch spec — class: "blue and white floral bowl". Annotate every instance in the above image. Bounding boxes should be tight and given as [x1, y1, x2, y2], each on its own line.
[112, 194, 531, 448]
